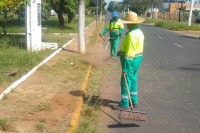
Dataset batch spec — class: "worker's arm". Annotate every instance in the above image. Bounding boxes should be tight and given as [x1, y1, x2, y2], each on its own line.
[118, 22, 124, 36]
[101, 21, 111, 35]
[101, 28, 109, 35]
[120, 35, 134, 73]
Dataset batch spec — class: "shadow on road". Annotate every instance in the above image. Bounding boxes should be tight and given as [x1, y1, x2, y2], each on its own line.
[159, 64, 200, 71]
[179, 35, 199, 39]
[107, 123, 140, 128]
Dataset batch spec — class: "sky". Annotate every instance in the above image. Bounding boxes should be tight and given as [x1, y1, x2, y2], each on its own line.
[105, 0, 122, 4]
[105, 0, 122, 8]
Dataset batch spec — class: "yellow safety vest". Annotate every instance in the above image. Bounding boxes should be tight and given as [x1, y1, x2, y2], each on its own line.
[120, 26, 144, 60]
[106, 19, 124, 32]
[102, 19, 124, 36]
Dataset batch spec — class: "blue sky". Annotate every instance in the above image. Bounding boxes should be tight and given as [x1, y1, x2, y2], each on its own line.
[105, 0, 122, 8]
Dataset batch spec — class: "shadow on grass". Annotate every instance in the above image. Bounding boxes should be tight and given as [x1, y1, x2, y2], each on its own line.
[0, 34, 25, 48]
[62, 48, 79, 54]
[69, 90, 118, 107]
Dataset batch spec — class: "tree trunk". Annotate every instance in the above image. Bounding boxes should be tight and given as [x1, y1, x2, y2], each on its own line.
[3, 10, 7, 36]
[179, 1, 183, 22]
[78, 0, 86, 54]
[57, 12, 65, 28]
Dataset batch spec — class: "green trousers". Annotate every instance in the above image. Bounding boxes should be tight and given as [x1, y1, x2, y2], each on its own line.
[110, 36, 120, 57]
[119, 56, 143, 107]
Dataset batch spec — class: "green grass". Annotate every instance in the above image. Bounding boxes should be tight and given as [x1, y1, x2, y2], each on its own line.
[0, 15, 95, 33]
[43, 16, 95, 34]
[144, 18, 200, 31]
[0, 15, 95, 85]
[0, 46, 52, 84]
[0, 118, 8, 131]
[75, 23, 105, 133]
[36, 118, 47, 131]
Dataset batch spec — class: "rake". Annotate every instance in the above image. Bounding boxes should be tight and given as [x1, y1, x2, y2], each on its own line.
[99, 35, 109, 52]
[118, 74, 147, 121]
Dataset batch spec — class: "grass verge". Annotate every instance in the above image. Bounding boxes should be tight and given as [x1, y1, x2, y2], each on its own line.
[0, 16, 95, 88]
[75, 21, 106, 133]
[144, 18, 200, 31]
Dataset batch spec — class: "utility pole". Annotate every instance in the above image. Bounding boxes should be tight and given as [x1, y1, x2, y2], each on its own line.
[78, 0, 86, 54]
[100, 0, 102, 22]
[96, 0, 99, 28]
[188, 0, 194, 26]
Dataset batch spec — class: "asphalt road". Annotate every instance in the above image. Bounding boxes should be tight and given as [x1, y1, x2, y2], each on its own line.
[99, 15, 200, 133]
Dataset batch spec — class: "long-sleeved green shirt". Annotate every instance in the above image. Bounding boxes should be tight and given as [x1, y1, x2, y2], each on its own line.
[120, 26, 144, 72]
[101, 19, 124, 37]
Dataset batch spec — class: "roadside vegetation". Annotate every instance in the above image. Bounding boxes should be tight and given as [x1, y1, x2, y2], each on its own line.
[0, 16, 95, 34]
[145, 18, 200, 31]
[75, 21, 106, 133]
[0, 16, 95, 87]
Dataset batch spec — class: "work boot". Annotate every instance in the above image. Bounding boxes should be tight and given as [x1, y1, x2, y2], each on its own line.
[112, 105, 130, 110]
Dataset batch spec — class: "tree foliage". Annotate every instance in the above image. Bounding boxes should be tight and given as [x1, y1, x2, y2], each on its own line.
[0, 0, 27, 35]
[107, 1, 123, 13]
[49, 0, 78, 27]
[129, 0, 162, 15]
[85, 0, 107, 15]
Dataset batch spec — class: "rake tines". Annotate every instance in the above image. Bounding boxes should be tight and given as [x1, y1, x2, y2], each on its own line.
[118, 110, 147, 121]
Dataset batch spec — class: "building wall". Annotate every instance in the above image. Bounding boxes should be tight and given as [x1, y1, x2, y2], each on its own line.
[170, 3, 190, 13]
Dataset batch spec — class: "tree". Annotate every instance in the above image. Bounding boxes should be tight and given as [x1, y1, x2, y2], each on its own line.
[49, 0, 78, 27]
[0, 0, 25, 35]
[128, 0, 162, 15]
[107, 1, 122, 12]
[41, 0, 51, 20]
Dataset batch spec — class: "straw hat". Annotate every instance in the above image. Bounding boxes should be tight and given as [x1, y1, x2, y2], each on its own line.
[122, 12, 145, 24]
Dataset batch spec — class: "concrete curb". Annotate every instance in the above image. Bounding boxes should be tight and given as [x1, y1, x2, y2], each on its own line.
[67, 65, 92, 133]
[67, 20, 96, 133]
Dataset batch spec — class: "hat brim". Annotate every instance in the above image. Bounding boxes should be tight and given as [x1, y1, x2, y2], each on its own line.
[121, 18, 145, 24]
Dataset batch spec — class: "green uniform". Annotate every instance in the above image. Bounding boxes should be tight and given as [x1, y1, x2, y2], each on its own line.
[119, 26, 144, 107]
[101, 19, 124, 57]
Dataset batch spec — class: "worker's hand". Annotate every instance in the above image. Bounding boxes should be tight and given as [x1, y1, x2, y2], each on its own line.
[122, 72, 127, 76]
[117, 51, 121, 57]
[99, 33, 102, 37]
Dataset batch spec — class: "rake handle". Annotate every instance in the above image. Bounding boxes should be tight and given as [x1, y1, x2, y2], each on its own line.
[123, 73, 134, 110]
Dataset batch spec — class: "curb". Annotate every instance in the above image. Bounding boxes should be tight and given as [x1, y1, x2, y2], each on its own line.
[67, 65, 92, 133]
[67, 20, 101, 133]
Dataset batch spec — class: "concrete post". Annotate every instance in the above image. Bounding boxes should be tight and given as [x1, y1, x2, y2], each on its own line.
[188, 0, 194, 26]
[78, 0, 86, 54]
[25, 0, 42, 52]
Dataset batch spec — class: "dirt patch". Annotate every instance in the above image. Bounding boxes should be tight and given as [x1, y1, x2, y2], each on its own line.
[0, 23, 99, 132]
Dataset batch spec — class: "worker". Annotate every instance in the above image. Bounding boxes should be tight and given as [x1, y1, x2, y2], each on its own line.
[99, 11, 124, 58]
[114, 12, 145, 110]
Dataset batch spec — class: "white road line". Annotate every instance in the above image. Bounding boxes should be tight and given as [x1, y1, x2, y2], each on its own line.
[157, 36, 163, 39]
[173, 43, 183, 48]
